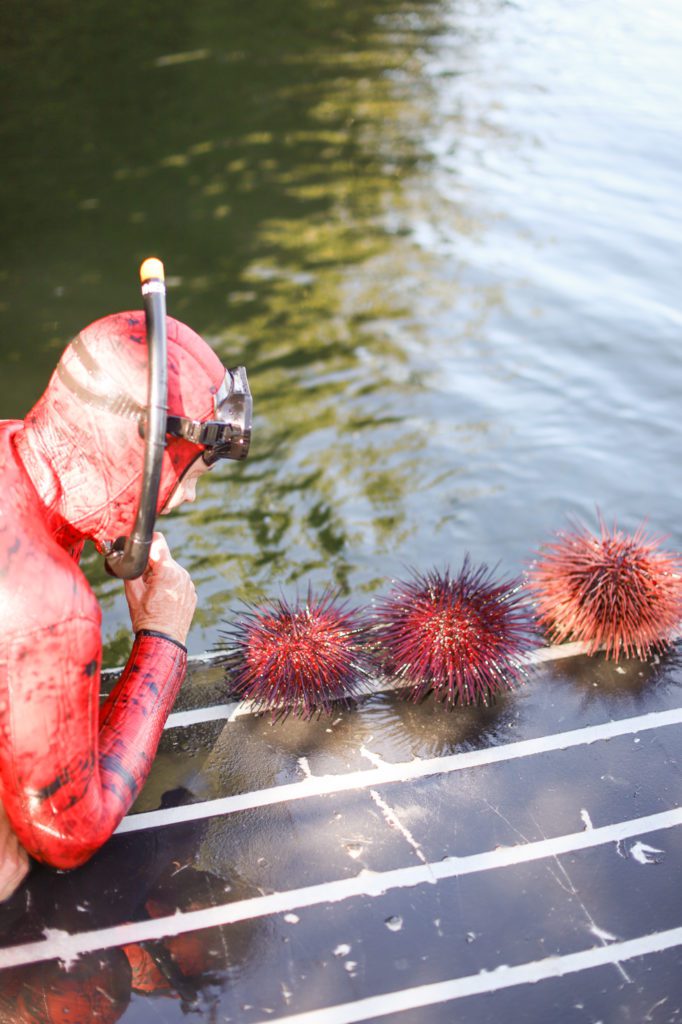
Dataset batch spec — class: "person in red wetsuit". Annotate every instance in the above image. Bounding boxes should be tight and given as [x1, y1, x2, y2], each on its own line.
[0, 306, 250, 899]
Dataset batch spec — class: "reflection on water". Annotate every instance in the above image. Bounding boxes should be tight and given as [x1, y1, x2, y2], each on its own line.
[549, 648, 680, 709]
[353, 687, 515, 761]
[2, 0, 681, 668]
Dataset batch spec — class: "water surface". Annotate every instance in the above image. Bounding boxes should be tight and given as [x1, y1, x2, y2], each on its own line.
[1, 0, 680, 662]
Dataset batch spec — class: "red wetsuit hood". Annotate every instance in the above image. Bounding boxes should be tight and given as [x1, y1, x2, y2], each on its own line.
[14, 312, 226, 550]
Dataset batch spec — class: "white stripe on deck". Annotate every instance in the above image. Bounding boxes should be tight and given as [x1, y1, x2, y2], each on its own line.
[165, 702, 249, 728]
[250, 924, 682, 1024]
[118, 705, 682, 834]
[4, 805, 681, 970]
[161, 640, 594, 729]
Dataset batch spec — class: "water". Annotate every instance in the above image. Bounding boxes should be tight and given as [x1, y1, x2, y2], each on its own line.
[1, 0, 681, 665]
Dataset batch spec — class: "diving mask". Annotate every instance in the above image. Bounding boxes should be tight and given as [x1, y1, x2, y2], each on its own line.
[166, 366, 252, 465]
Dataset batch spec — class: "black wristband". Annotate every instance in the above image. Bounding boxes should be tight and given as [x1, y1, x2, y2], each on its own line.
[136, 629, 187, 653]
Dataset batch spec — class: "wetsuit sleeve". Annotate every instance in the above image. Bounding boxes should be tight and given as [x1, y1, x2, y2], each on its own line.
[97, 630, 186, 807]
[0, 618, 186, 870]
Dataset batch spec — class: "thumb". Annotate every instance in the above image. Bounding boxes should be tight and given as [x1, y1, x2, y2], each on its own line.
[138, 533, 170, 584]
[149, 532, 171, 566]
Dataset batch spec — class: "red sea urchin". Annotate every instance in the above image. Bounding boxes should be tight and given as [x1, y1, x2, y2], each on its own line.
[372, 561, 536, 707]
[221, 590, 371, 718]
[528, 520, 682, 660]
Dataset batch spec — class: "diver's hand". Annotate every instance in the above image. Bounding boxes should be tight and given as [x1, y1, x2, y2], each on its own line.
[124, 532, 197, 646]
[0, 801, 29, 902]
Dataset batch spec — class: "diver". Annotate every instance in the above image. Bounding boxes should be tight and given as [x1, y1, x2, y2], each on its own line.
[0, 261, 251, 901]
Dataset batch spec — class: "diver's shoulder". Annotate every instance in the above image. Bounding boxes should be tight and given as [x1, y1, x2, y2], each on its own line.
[0, 476, 98, 634]
[0, 421, 44, 524]
[0, 531, 100, 639]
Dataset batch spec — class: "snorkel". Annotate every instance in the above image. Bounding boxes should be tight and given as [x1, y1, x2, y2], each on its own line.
[104, 258, 253, 580]
[104, 258, 168, 580]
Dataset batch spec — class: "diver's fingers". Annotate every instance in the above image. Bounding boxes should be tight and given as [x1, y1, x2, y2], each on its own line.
[124, 575, 145, 607]
[0, 802, 29, 902]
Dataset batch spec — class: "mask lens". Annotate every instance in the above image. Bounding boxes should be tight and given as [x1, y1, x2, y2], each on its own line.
[204, 367, 252, 463]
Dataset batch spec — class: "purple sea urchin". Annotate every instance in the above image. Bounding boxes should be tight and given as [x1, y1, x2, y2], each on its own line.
[221, 590, 371, 718]
[372, 561, 536, 707]
[529, 520, 682, 660]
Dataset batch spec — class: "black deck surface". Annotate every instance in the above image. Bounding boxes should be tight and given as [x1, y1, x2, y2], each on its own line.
[1, 650, 681, 1023]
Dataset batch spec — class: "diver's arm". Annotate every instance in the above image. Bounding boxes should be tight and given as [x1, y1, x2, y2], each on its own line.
[0, 615, 190, 869]
[98, 530, 197, 789]
[95, 628, 187, 811]
[0, 615, 187, 869]
[94, 533, 196, 827]
[0, 531, 194, 869]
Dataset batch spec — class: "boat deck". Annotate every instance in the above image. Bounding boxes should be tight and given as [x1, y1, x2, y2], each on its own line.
[1, 649, 681, 1022]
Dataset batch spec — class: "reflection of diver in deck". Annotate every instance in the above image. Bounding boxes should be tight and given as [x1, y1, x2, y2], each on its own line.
[0, 950, 132, 1024]
[0, 820, 260, 1021]
[0, 887, 248, 1023]
[0, 303, 251, 899]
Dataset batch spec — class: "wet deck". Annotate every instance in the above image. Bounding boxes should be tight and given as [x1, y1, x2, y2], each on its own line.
[1, 650, 681, 1022]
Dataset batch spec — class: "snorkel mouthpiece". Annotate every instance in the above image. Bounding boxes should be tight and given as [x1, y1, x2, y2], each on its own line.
[104, 258, 168, 580]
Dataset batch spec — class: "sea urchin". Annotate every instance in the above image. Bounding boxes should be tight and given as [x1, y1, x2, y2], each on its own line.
[372, 560, 536, 707]
[528, 520, 682, 660]
[221, 590, 371, 718]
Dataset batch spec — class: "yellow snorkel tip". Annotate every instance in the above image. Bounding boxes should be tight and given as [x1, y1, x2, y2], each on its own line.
[139, 257, 165, 284]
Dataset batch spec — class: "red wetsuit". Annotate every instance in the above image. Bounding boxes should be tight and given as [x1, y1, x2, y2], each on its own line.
[0, 312, 227, 869]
